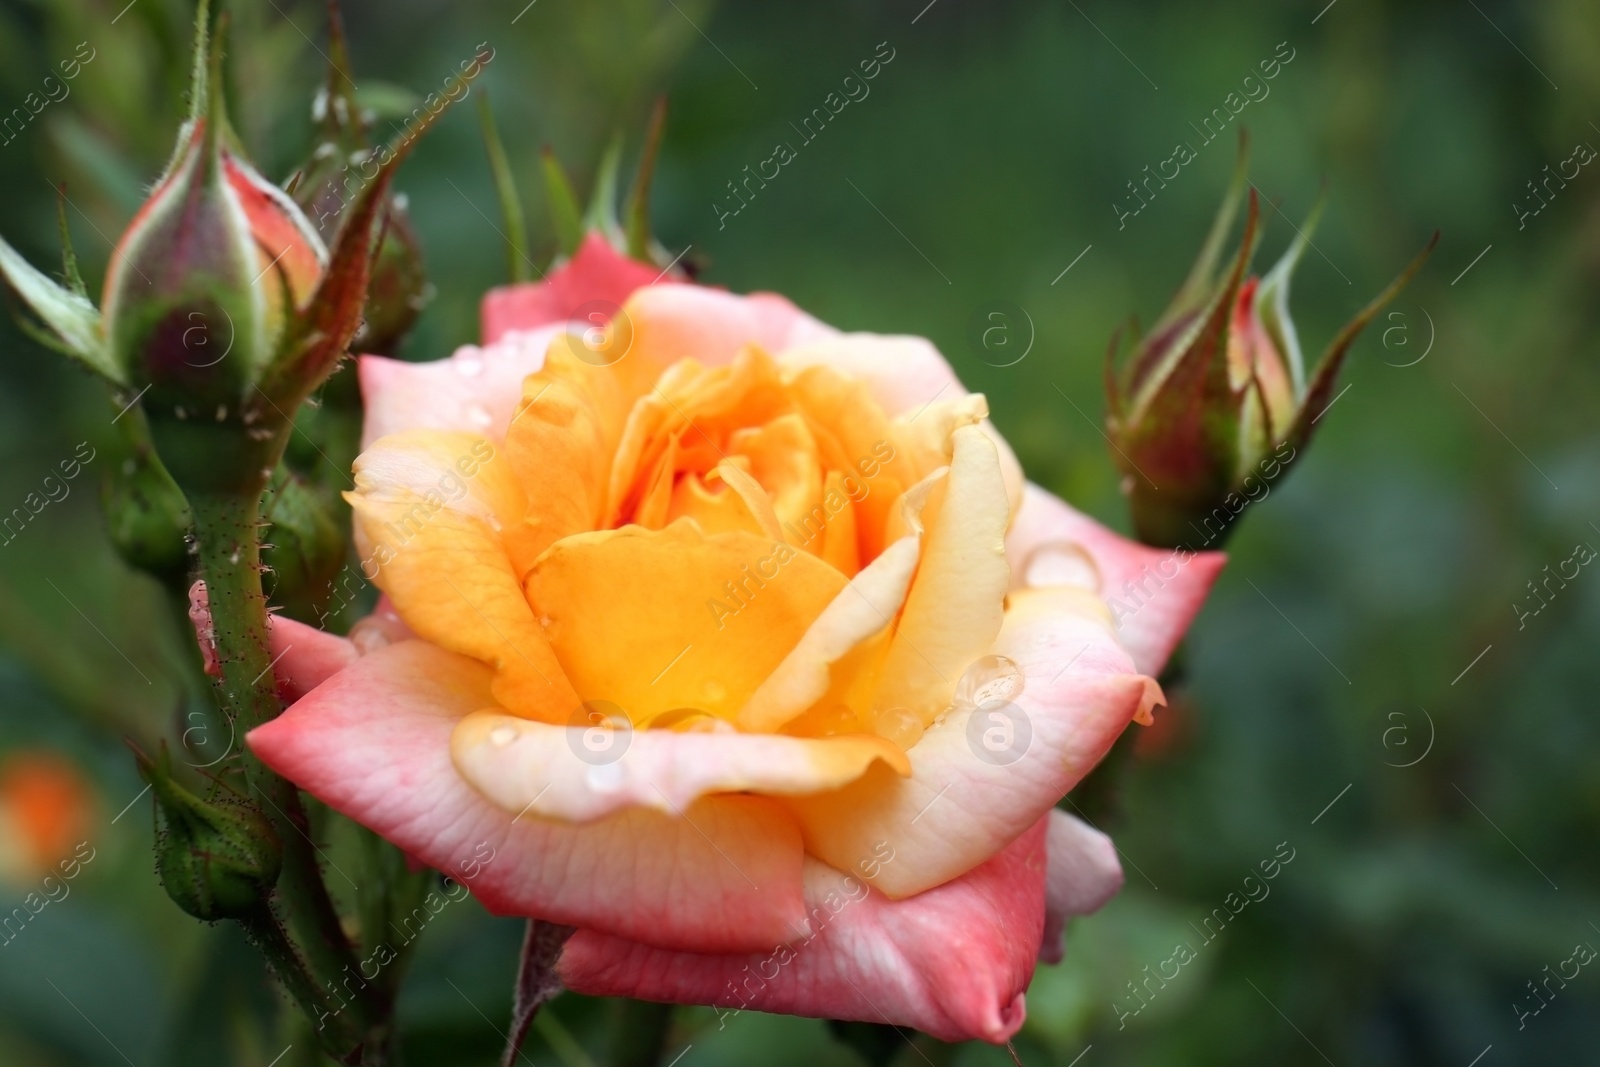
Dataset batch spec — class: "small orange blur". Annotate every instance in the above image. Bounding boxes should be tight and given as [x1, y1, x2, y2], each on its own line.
[0, 751, 96, 883]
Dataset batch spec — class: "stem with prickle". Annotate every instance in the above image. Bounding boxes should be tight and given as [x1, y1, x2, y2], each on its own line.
[189, 486, 385, 1061]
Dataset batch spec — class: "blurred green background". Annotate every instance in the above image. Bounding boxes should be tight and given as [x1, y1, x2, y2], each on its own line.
[1, 0, 1597, 1063]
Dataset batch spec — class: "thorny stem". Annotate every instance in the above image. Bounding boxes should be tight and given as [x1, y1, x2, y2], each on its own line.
[189, 487, 385, 1061]
[502, 920, 576, 1067]
[236, 903, 343, 1033]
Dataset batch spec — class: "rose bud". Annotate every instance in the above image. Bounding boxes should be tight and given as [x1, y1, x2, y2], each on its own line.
[101, 62, 325, 413]
[135, 744, 282, 921]
[1104, 152, 1436, 548]
[290, 4, 428, 357]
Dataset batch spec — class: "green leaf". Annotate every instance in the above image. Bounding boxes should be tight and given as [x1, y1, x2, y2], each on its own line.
[0, 232, 118, 382]
[477, 91, 531, 283]
[541, 146, 584, 257]
[624, 97, 668, 261]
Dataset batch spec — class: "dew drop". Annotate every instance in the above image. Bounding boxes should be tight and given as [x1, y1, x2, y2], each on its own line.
[675, 713, 734, 734]
[955, 654, 1025, 710]
[349, 611, 406, 652]
[1022, 541, 1101, 592]
[876, 706, 924, 749]
[488, 725, 518, 748]
[585, 762, 624, 793]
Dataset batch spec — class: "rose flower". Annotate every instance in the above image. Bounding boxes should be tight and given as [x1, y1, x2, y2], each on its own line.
[220, 236, 1223, 1042]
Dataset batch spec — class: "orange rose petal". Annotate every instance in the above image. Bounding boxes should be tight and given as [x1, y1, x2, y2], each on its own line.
[890, 393, 989, 482]
[348, 429, 576, 721]
[711, 461, 786, 541]
[526, 520, 848, 725]
[608, 349, 790, 526]
[792, 587, 1157, 900]
[451, 710, 908, 823]
[784, 363, 918, 490]
[738, 535, 921, 733]
[247, 639, 811, 954]
[667, 468, 767, 539]
[727, 414, 824, 535]
[816, 470, 861, 576]
[872, 425, 1012, 733]
[503, 344, 635, 561]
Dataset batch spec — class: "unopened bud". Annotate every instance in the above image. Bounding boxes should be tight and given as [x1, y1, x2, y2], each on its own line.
[135, 745, 281, 921]
[1104, 141, 1434, 547]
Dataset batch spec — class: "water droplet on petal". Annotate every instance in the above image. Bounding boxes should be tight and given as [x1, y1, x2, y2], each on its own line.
[349, 612, 405, 652]
[955, 654, 1025, 710]
[1022, 541, 1101, 592]
[876, 706, 924, 749]
[489, 725, 518, 748]
[585, 762, 625, 792]
[677, 714, 734, 734]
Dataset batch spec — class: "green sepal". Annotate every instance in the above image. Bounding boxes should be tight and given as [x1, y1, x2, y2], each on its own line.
[133, 741, 283, 923]
[1280, 230, 1439, 460]
[583, 132, 625, 246]
[625, 97, 668, 261]
[541, 146, 584, 257]
[0, 232, 118, 382]
[477, 90, 531, 283]
[101, 404, 192, 587]
[54, 187, 87, 298]
[259, 42, 492, 410]
[259, 464, 346, 626]
[1254, 187, 1324, 397]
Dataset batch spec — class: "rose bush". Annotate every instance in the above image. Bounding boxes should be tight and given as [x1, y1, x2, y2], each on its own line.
[202, 233, 1223, 1043]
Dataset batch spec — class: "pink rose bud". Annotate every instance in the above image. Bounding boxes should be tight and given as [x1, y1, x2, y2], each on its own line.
[1105, 149, 1435, 548]
[103, 109, 325, 408]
